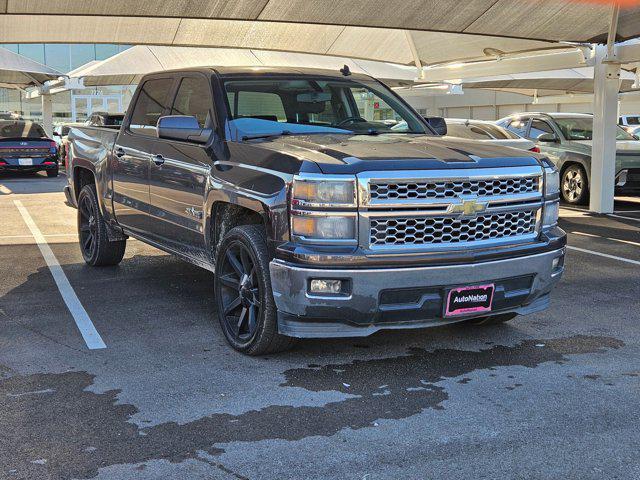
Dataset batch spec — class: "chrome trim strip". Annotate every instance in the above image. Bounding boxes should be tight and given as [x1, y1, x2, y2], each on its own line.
[357, 166, 543, 208]
[358, 166, 543, 183]
[365, 233, 540, 253]
[361, 192, 543, 210]
[359, 203, 542, 218]
[161, 157, 210, 175]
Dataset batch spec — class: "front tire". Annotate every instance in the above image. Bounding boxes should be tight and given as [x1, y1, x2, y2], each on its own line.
[77, 184, 126, 266]
[561, 164, 589, 205]
[214, 225, 296, 355]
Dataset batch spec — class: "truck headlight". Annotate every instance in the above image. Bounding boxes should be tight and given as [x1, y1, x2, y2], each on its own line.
[292, 175, 356, 207]
[542, 201, 559, 227]
[291, 212, 356, 242]
[544, 166, 559, 198]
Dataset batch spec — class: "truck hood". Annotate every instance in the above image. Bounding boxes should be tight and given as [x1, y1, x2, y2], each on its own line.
[254, 133, 543, 174]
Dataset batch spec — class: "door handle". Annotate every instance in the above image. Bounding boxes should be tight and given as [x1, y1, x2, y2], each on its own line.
[115, 148, 125, 158]
[153, 154, 165, 166]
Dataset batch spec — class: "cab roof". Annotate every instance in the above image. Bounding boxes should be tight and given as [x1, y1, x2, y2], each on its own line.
[147, 66, 375, 82]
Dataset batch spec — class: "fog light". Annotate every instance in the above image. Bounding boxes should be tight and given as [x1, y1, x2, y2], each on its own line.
[309, 279, 343, 295]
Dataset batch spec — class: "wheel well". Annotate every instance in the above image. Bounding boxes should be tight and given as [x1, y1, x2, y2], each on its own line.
[74, 167, 95, 200]
[560, 161, 587, 178]
[210, 202, 265, 256]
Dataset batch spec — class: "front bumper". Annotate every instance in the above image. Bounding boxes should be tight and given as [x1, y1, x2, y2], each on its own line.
[270, 247, 565, 338]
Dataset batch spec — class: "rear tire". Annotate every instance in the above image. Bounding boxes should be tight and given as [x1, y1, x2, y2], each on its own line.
[561, 164, 589, 205]
[214, 225, 296, 355]
[47, 168, 59, 178]
[467, 313, 517, 326]
[77, 184, 126, 266]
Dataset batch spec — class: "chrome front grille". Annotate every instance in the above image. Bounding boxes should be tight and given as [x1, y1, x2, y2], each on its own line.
[358, 167, 544, 251]
[370, 177, 538, 201]
[369, 210, 537, 247]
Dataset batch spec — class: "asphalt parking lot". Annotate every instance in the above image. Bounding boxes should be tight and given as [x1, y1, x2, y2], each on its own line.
[1, 173, 639, 480]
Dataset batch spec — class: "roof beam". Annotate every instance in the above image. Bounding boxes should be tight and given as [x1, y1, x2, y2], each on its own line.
[418, 48, 590, 83]
[617, 43, 640, 64]
[605, 3, 621, 62]
[404, 30, 424, 79]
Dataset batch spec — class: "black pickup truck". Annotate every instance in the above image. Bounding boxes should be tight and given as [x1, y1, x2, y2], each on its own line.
[65, 67, 566, 355]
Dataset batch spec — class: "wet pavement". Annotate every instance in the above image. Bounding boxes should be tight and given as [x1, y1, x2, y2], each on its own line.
[1, 173, 639, 479]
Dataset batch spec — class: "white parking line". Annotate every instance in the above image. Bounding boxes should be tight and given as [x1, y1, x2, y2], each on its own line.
[607, 213, 640, 223]
[567, 246, 640, 267]
[571, 231, 640, 248]
[0, 184, 12, 194]
[0, 234, 77, 239]
[13, 200, 106, 350]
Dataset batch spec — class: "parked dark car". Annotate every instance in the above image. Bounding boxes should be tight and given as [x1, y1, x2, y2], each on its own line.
[497, 113, 640, 204]
[65, 67, 565, 355]
[0, 120, 59, 177]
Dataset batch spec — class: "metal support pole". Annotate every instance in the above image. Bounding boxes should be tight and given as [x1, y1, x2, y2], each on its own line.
[404, 31, 424, 79]
[41, 93, 53, 138]
[590, 45, 620, 214]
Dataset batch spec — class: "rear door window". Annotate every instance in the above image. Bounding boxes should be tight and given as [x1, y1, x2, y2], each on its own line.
[529, 119, 555, 139]
[503, 118, 529, 137]
[129, 78, 174, 136]
[170, 76, 213, 129]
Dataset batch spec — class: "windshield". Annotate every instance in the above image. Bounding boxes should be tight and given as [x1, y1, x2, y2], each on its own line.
[222, 76, 427, 139]
[0, 121, 47, 139]
[446, 122, 520, 140]
[555, 117, 635, 141]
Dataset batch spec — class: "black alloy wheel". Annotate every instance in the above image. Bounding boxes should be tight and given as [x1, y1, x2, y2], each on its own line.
[218, 241, 262, 342]
[214, 225, 295, 355]
[79, 192, 98, 260]
[76, 184, 126, 266]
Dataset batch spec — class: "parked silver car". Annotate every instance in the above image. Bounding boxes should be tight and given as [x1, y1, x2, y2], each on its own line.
[497, 113, 640, 204]
[444, 119, 538, 152]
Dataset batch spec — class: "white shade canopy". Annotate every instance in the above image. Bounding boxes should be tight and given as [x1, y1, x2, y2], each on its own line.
[1, 1, 639, 67]
[0, 47, 62, 88]
[69, 45, 420, 87]
[1, 1, 639, 43]
[451, 67, 638, 94]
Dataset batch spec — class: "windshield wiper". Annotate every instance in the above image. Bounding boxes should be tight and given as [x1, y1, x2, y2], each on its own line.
[351, 129, 380, 136]
[242, 130, 292, 141]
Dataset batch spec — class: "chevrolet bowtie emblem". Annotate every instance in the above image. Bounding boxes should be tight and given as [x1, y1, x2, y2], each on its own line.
[448, 199, 488, 217]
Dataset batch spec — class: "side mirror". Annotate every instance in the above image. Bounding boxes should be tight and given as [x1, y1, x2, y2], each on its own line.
[424, 116, 447, 136]
[537, 133, 558, 143]
[157, 115, 212, 144]
[52, 131, 61, 137]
